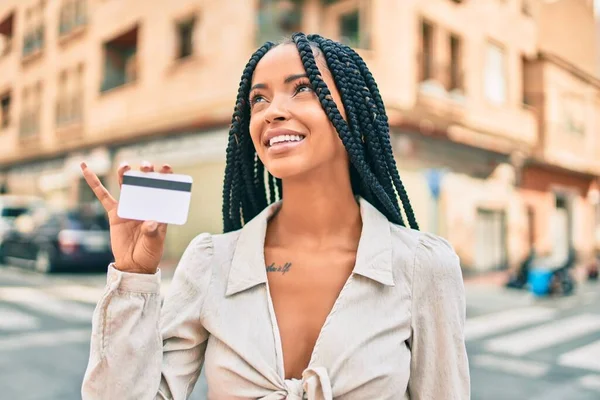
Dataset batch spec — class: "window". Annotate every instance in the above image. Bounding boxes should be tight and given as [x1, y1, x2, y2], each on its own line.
[0, 12, 15, 57]
[57, 71, 68, 126]
[176, 17, 195, 59]
[484, 41, 507, 104]
[59, 0, 87, 37]
[339, 10, 360, 47]
[57, 64, 84, 126]
[324, 0, 371, 49]
[23, 2, 45, 57]
[560, 92, 585, 135]
[522, 0, 532, 16]
[101, 26, 138, 92]
[74, 0, 87, 26]
[521, 55, 531, 106]
[20, 88, 29, 136]
[449, 34, 462, 91]
[73, 64, 84, 120]
[19, 83, 42, 138]
[256, 0, 303, 45]
[419, 20, 434, 82]
[1, 92, 11, 129]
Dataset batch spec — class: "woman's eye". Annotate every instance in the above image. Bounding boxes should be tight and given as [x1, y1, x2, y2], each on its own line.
[250, 95, 266, 105]
[295, 84, 312, 94]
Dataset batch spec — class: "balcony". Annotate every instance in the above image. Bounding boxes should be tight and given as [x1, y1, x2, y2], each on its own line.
[525, 53, 600, 175]
[100, 26, 138, 93]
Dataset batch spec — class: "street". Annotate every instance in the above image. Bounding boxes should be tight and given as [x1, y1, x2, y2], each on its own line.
[0, 265, 599, 400]
[466, 282, 600, 399]
[0, 265, 208, 400]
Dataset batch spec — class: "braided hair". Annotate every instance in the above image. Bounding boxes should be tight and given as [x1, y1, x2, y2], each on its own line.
[222, 32, 419, 233]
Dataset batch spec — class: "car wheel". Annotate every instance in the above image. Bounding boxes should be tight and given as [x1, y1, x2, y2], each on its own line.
[34, 248, 53, 274]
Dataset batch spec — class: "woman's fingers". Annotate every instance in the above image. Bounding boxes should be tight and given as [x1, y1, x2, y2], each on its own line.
[80, 162, 117, 212]
[84, 160, 171, 213]
[140, 160, 154, 173]
[141, 220, 160, 237]
[159, 164, 173, 174]
[117, 162, 131, 187]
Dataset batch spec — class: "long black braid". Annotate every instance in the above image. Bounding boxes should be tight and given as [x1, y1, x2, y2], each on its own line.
[222, 33, 419, 232]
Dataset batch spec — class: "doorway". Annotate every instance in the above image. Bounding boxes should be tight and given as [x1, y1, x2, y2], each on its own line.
[474, 208, 508, 271]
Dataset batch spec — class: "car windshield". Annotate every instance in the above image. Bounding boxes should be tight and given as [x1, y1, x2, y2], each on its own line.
[65, 211, 109, 230]
[1, 207, 29, 218]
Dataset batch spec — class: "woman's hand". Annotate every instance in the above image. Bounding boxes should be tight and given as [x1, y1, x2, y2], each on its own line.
[80, 161, 172, 274]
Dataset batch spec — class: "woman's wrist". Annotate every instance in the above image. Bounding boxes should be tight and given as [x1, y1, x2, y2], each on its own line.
[113, 263, 157, 275]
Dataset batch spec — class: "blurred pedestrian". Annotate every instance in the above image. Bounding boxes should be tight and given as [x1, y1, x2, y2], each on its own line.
[80, 32, 470, 400]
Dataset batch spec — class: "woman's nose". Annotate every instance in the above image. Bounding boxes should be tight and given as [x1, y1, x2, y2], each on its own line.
[264, 98, 291, 124]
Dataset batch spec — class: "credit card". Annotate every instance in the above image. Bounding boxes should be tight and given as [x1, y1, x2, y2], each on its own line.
[117, 170, 193, 225]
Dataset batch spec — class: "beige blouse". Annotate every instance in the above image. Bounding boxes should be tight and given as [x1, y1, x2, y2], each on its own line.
[81, 198, 470, 400]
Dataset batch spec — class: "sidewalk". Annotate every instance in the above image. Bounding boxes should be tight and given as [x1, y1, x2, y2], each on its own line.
[463, 270, 511, 287]
[462, 265, 593, 287]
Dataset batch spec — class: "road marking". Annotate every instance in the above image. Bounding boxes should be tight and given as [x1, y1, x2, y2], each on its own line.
[558, 339, 600, 372]
[471, 354, 550, 378]
[45, 285, 105, 305]
[578, 375, 600, 392]
[484, 314, 600, 356]
[465, 307, 557, 341]
[0, 328, 90, 352]
[557, 298, 579, 310]
[0, 306, 40, 331]
[0, 287, 93, 322]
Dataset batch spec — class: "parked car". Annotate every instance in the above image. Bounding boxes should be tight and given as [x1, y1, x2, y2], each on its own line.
[0, 195, 45, 262]
[1, 205, 113, 273]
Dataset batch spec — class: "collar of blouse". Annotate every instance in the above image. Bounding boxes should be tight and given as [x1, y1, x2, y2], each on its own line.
[226, 196, 395, 297]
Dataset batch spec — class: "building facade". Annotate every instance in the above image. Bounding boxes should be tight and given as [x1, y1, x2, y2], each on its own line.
[521, 0, 600, 273]
[0, 0, 597, 270]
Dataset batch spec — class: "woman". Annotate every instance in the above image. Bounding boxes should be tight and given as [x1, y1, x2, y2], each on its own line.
[81, 33, 470, 400]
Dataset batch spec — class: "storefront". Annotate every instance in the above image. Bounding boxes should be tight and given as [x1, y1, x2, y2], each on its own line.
[4, 157, 67, 208]
[2, 148, 112, 210]
[520, 163, 597, 266]
[392, 130, 527, 273]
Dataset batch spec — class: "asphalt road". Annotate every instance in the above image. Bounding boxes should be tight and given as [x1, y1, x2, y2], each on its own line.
[466, 282, 600, 399]
[0, 264, 599, 400]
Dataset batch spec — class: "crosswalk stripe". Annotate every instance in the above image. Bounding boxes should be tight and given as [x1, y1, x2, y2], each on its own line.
[578, 375, 600, 393]
[44, 285, 105, 305]
[465, 307, 557, 341]
[558, 339, 600, 372]
[471, 354, 550, 378]
[0, 328, 90, 352]
[0, 287, 93, 322]
[0, 306, 40, 331]
[484, 314, 600, 356]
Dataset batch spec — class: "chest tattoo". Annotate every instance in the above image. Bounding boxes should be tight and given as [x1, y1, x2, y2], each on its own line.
[266, 262, 292, 275]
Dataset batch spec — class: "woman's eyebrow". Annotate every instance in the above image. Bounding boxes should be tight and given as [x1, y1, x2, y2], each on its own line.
[250, 73, 309, 91]
[284, 73, 308, 83]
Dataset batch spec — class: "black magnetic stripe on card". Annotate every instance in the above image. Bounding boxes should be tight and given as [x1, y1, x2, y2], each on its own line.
[122, 175, 192, 192]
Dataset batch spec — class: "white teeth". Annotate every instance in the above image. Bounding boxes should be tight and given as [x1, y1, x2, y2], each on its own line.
[268, 134, 304, 146]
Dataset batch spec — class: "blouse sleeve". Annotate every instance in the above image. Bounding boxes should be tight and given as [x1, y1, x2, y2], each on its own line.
[407, 233, 471, 400]
[81, 233, 214, 400]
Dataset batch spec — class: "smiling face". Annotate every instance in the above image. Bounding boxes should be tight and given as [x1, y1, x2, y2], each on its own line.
[248, 44, 348, 180]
